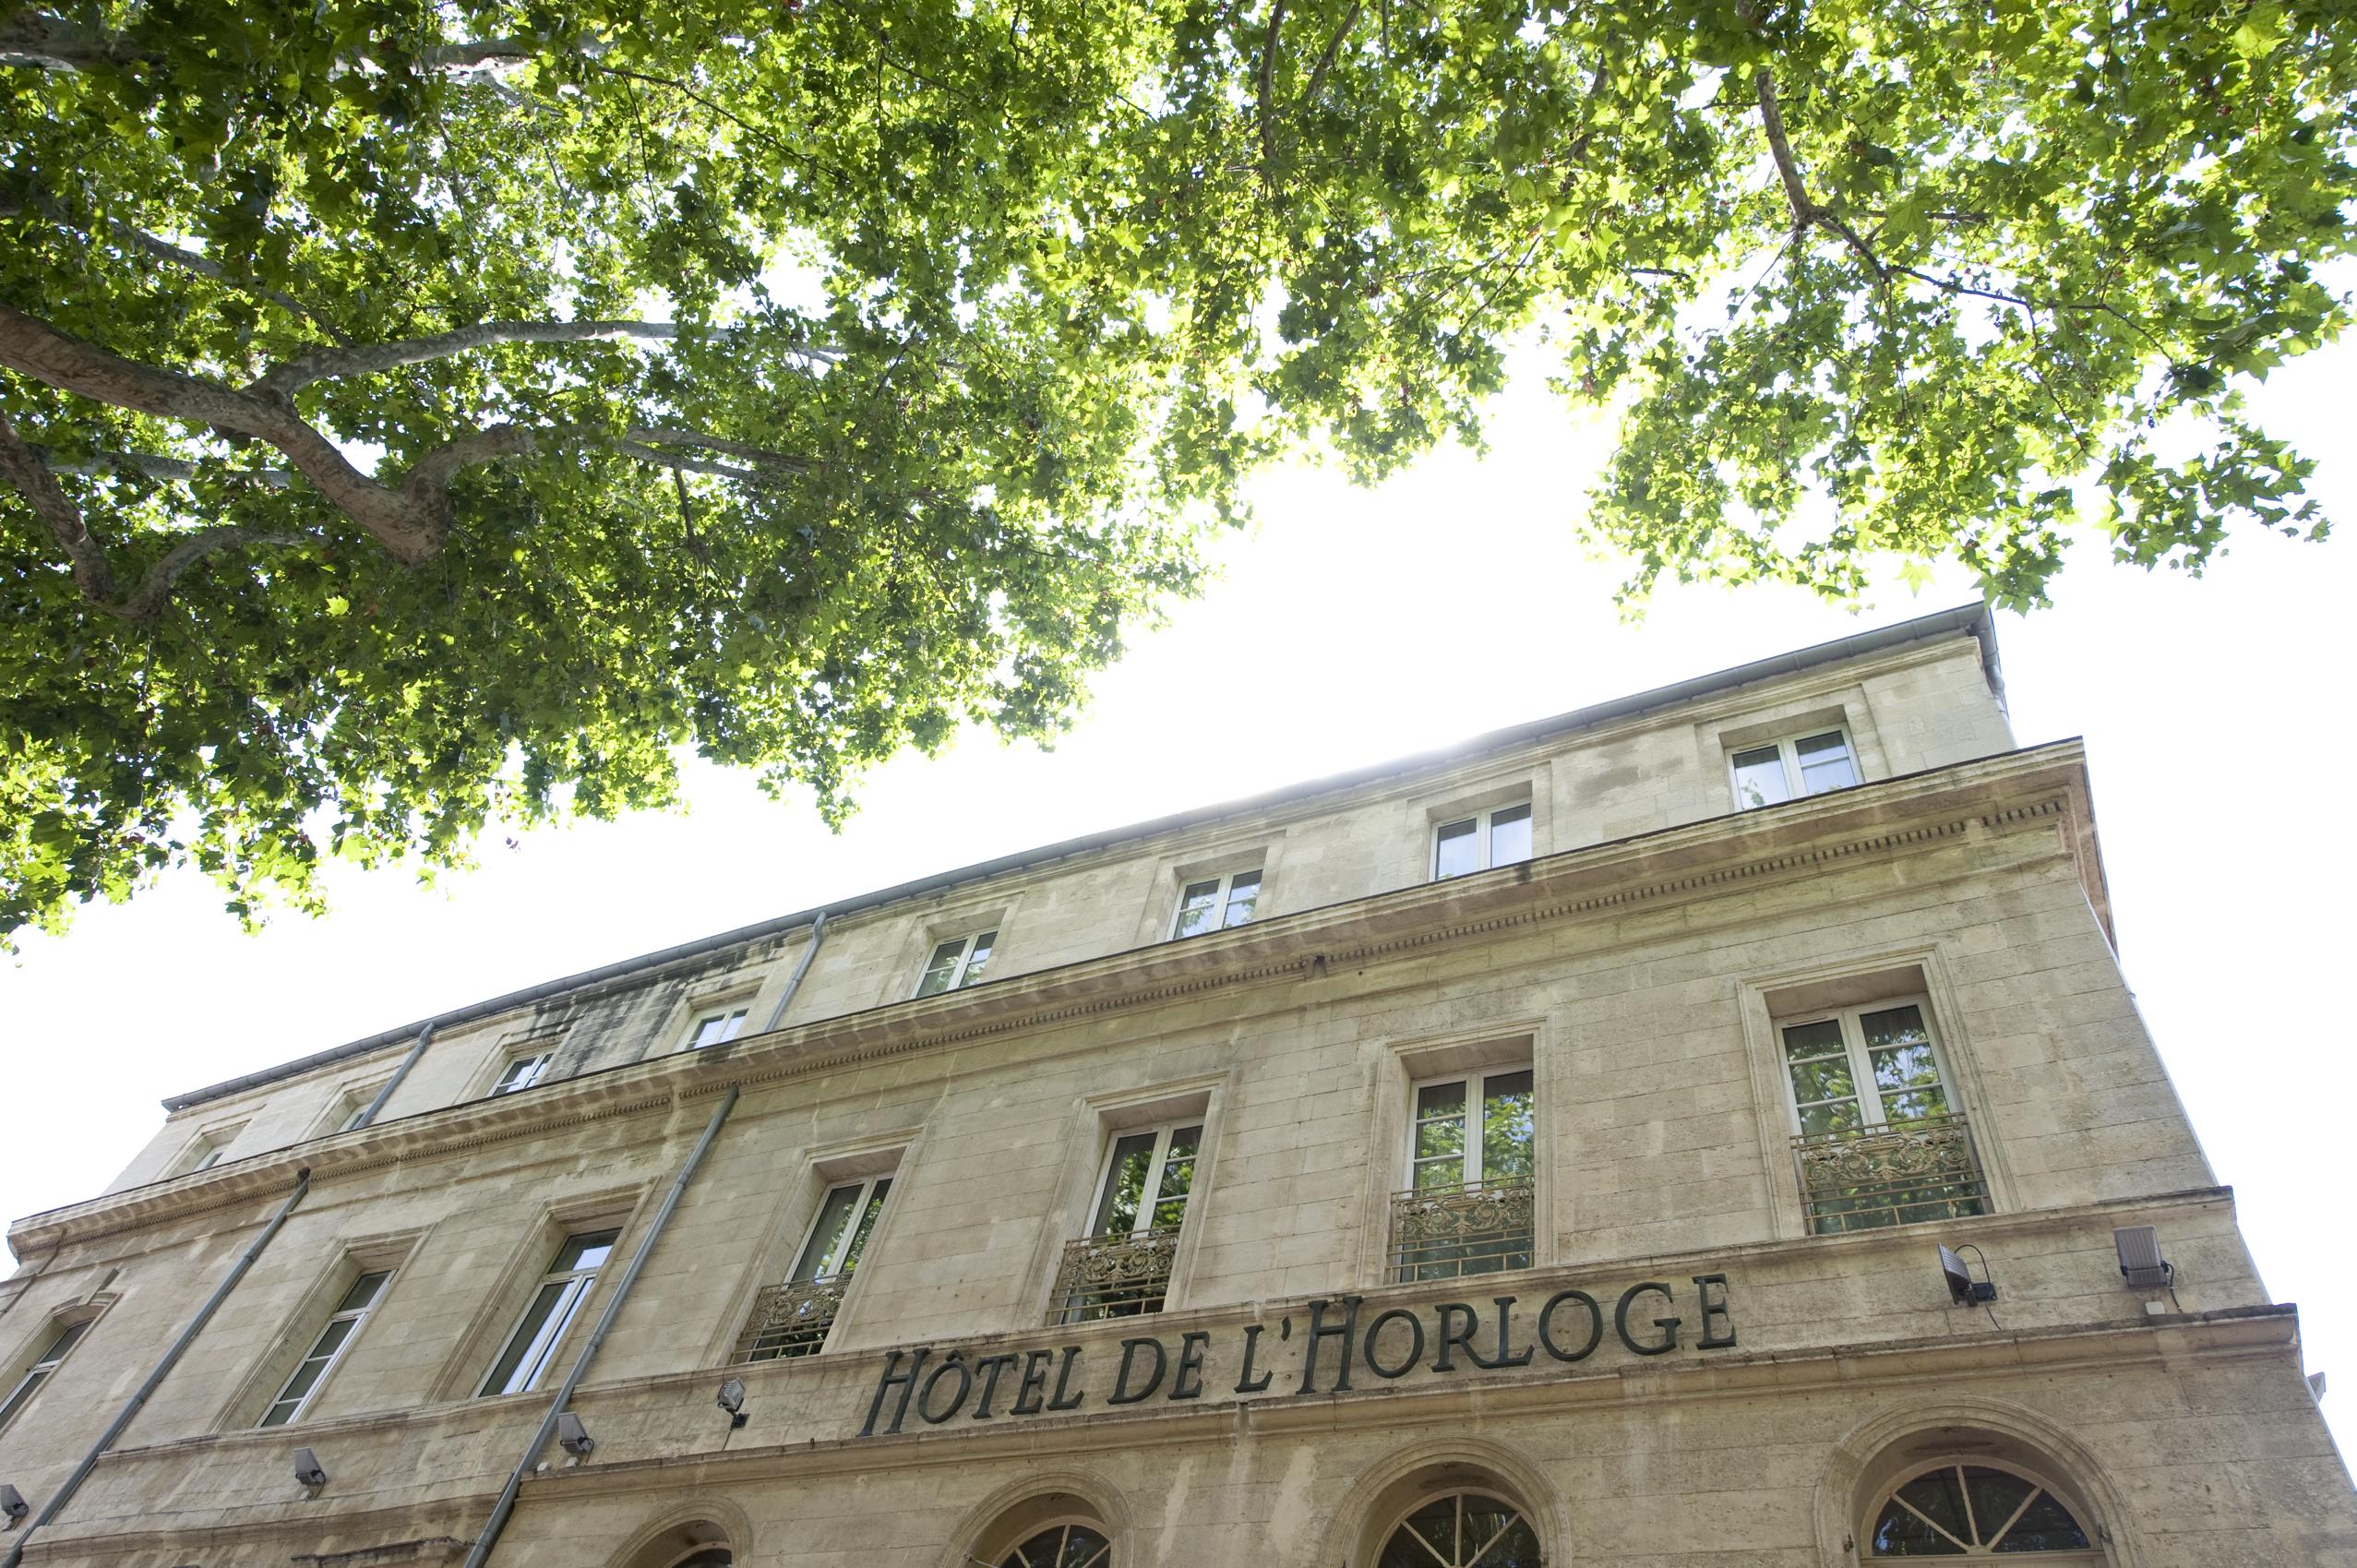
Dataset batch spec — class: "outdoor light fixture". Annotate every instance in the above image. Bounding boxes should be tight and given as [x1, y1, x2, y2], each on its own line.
[1938, 1243, 1998, 1305]
[2113, 1226, 2172, 1289]
[1, 1483, 28, 1526]
[556, 1411, 595, 1458]
[717, 1376, 748, 1429]
[292, 1448, 329, 1489]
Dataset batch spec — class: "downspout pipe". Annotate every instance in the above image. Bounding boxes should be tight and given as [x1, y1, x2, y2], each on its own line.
[353, 1023, 434, 1131]
[760, 910, 827, 1033]
[2, 1171, 311, 1568]
[461, 1085, 740, 1568]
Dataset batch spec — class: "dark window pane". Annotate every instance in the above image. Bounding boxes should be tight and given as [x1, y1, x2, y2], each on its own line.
[1093, 1133, 1159, 1235]
[336, 1271, 390, 1313]
[1992, 1488, 2090, 1552]
[793, 1185, 864, 1280]
[1434, 819, 1478, 879]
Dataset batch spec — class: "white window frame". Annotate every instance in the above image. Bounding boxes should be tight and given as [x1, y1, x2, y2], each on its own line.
[912, 928, 997, 998]
[682, 1007, 749, 1051]
[173, 1123, 243, 1177]
[489, 1050, 554, 1096]
[1406, 1064, 1537, 1191]
[1728, 725, 1860, 810]
[788, 1175, 893, 1282]
[0, 1316, 93, 1433]
[1169, 867, 1262, 940]
[1775, 993, 1956, 1134]
[1430, 802, 1533, 880]
[1086, 1121, 1202, 1239]
[476, 1229, 617, 1397]
[257, 1267, 393, 1427]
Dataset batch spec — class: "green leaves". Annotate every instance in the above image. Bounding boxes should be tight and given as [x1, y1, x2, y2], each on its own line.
[1, 0, 2349, 943]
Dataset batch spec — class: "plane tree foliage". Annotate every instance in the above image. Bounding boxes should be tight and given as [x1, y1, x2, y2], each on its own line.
[2, 0, 2349, 940]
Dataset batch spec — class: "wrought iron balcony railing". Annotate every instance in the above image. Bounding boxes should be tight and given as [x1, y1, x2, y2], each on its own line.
[1048, 1227, 1180, 1325]
[1790, 1112, 1989, 1235]
[734, 1275, 851, 1361]
[1390, 1179, 1536, 1283]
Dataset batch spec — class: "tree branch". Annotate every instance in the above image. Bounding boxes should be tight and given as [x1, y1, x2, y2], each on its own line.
[1303, 0, 1361, 109]
[1256, 0, 1288, 186]
[114, 526, 310, 620]
[107, 221, 353, 345]
[0, 405, 120, 603]
[0, 13, 159, 69]
[0, 407, 305, 618]
[254, 319, 680, 398]
[1, 303, 446, 561]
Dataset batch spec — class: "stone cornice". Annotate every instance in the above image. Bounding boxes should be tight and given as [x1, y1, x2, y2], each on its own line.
[19, 1297, 2295, 1558]
[7, 740, 2098, 1254]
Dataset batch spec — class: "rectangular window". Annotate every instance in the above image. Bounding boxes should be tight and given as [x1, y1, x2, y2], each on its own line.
[174, 1127, 239, 1176]
[477, 1229, 618, 1397]
[1051, 1123, 1200, 1323]
[1781, 999, 1988, 1233]
[258, 1271, 390, 1427]
[1432, 803, 1532, 880]
[1171, 868, 1262, 939]
[490, 1051, 553, 1095]
[737, 1176, 893, 1362]
[1394, 1067, 1535, 1281]
[684, 1008, 748, 1050]
[1730, 729, 1860, 809]
[0, 1319, 90, 1433]
[914, 929, 996, 997]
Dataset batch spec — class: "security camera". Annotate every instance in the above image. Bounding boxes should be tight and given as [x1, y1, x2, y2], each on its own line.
[292, 1448, 329, 1489]
[2, 1482, 30, 1525]
[717, 1376, 748, 1428]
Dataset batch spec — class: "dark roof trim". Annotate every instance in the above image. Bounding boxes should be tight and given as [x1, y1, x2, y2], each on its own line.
[163, 601, 1995, 1111]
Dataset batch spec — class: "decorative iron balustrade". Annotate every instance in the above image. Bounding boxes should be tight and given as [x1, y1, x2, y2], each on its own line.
[1048, 1227, 1180, 1325]
[1390, 1179, 1536, 1283]
[734, 1275, 850, 1361]
[1790, 1113, 1989, 1234]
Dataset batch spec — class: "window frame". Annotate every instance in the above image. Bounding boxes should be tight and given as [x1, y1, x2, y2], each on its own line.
[1430, 802, 1534, 881]
[1168, 867, 1262, 940]
[1728, 724, 1861, 810]
[1405, 1063, 1537, 1191]
[172, 1122, 245, 1177]
[0, 1315, 95, 1434]
[257, 1267, 393, 1428]
[1864, 1458, 2103, 1559]
[476, 1228, 620, 1398]
[682, 1007, 749, 1051]
[1085, 1120, 1202, 1240]
[1774, 993, 1956, 1136]
[912, 928, 998, 998]
[787, 1175, 893, 1283]
[489, 1049, 555, 1096]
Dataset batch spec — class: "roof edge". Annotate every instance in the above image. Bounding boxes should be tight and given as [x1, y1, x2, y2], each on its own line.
[162, 600, 1994, 1112]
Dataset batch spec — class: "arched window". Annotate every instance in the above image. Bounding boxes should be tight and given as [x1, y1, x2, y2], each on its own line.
[668, 1553, 732, 1568]
[1377, 1492, 1543, 1568]
[1870, 1462, 2098, 1556]
[998, 1523, 1110, 1568]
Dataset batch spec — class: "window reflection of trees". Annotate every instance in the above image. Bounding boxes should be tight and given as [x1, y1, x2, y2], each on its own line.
[998, 1523, 1111, 1568]
[1376, 1493, 1543, 1568]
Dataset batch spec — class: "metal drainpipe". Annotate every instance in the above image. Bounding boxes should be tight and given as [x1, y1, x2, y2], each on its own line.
[353, 1023, 435, 1131]
[760, 909, 828, 1033]
[460, 1084, 740, 1568]
[2, 1171, 312, 1568]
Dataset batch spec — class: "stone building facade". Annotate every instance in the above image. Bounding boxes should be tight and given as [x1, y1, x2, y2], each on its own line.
[3, 604, 2352, 1568]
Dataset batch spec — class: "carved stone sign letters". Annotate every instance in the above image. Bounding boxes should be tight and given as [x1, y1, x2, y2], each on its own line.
[858, 1273, 1736, 1437]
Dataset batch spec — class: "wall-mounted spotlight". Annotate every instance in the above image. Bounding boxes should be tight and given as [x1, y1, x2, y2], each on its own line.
[1939, 1243, 1998, 1305]
[292, 1448, 329, 1490]
[717, 1376, 748, 1430]
[2114, 1225, 2184, 1311]
[2, 1482, 29, 1526]
[555, 1411, 595, 1458]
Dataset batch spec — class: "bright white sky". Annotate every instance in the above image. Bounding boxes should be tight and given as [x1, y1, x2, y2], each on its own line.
[5, 325, 2352, 1460]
